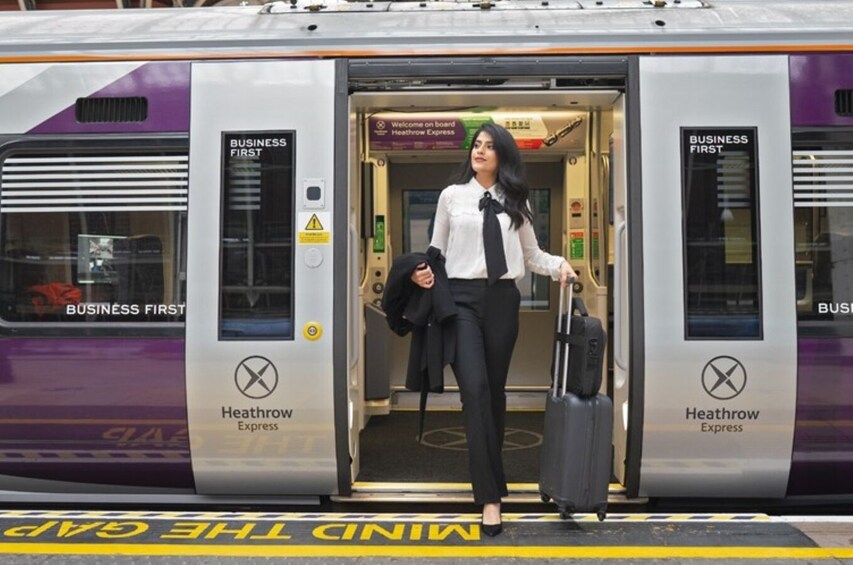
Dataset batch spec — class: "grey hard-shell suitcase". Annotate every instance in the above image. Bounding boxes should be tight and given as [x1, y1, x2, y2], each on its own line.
[539, 284, 612, 521]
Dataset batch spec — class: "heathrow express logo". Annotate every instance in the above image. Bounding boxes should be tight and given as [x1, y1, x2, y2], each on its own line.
[701, 355, 747, 401]
[235, 356, 279, 399]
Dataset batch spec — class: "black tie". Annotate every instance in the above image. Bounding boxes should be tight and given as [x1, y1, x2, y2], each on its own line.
[479, 191, 508, 285]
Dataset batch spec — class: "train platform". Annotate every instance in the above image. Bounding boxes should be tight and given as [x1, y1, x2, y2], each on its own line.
[0, 509, 850, 564]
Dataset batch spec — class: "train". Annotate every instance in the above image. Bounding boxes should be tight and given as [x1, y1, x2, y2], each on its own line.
[0, 0, 851, 505]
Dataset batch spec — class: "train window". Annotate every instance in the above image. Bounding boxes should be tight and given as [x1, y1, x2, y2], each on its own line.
[0, 144, 188, 324]
[680, 128, 762, 339]
[402, 189, 439, 255]
[793, 140, 853, 329]
[520, 188, 552, 310]
[219, 131, 295, 340]
[401, 187, 552, 310]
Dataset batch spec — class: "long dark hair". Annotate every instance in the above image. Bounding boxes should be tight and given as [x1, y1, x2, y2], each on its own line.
[454, 123, 534, 230]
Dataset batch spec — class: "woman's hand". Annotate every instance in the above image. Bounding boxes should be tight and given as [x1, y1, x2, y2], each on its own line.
[411, 262, 435, 288]
[559, 261, 577, 288]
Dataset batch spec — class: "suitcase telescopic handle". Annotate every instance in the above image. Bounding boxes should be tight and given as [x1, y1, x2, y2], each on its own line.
[551, 276, 576, 398]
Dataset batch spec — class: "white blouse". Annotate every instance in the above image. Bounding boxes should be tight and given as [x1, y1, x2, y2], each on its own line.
[429, 177, 566, 281]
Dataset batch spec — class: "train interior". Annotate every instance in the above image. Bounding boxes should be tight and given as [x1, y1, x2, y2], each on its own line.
[346, 90, 626, 501]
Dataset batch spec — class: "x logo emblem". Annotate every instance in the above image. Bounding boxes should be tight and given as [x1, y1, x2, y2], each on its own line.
[235, 356, 278, 399]
[701, 356, 747, 400]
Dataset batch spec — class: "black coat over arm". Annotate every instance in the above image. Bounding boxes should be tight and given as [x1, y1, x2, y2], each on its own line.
[381, 247, 457, 441]
[381, 246, 457, 394]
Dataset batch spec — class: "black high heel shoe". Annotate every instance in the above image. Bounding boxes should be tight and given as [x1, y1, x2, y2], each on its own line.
[480, 504, 503, 537]
[480, 520, 503, 537]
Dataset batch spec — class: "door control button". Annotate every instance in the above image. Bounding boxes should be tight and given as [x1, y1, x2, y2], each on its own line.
[303, 321, 323, 341]
[304, 247, 323, 268]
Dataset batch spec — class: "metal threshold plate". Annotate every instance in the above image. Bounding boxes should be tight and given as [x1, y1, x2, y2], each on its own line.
[333, 482, 638, 504]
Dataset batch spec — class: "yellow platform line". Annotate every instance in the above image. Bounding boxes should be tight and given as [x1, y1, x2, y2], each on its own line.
[0, 511, 772, 522]
[0, 544, 851, 559]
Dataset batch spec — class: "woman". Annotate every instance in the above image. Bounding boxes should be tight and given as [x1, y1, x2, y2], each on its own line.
[411, 123, 575, 536]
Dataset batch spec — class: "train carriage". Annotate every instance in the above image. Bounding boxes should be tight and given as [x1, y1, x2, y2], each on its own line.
[0, 0, 850, 504]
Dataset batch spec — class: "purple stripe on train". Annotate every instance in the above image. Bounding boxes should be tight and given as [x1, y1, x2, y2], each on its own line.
[0, 337, 192, 489]
[28, 62, 190, 135]
[787, 338, 853, 496]
[790, 54, 853, 128]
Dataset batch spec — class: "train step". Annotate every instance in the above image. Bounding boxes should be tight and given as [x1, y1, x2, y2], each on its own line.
[332, 481, 643, 504]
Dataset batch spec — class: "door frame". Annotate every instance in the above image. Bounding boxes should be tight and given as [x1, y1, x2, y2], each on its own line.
[333, 59, 351, 496]
[624, 57, 645, 498]
[347, 56, 645, 497]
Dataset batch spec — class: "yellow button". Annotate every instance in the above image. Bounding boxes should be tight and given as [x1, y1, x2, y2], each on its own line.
[303, 322, 323, 341]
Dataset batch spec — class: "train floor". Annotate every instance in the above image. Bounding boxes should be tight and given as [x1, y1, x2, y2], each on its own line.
[357, 410, 543, 484]
[0, 509, 850, 563]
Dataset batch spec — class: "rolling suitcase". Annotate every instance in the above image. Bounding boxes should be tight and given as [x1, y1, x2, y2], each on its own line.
[539, 283, 612, 521]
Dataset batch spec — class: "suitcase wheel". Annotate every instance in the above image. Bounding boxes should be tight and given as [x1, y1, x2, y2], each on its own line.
[559, 509, 572, 520]
[596, 511, 606, 522]
[540, 493, 551, 503]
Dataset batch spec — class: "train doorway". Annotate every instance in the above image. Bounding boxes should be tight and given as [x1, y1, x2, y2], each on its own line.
[346, 86, 630, 502]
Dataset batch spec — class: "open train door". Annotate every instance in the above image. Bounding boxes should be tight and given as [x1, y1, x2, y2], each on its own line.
[185, 60, 350, 497]
[610, 93, 631, 488]
[637, 56, 797, 497]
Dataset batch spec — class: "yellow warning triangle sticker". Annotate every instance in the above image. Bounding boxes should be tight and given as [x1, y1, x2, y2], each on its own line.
[305, 214, 324, 231]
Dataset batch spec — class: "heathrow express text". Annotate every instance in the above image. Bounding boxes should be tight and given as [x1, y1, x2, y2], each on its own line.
[686, 407, 760, 434]
[221, 406, 293, 433]
[385, 120, 457, 137]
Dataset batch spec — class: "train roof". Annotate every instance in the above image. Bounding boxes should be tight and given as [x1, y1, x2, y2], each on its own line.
[0, 0, 852, 62]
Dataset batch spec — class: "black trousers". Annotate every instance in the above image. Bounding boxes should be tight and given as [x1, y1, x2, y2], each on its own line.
[449, 278, 520, 505]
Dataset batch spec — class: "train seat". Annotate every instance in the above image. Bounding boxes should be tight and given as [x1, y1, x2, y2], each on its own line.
[1, 248, 46, 321]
